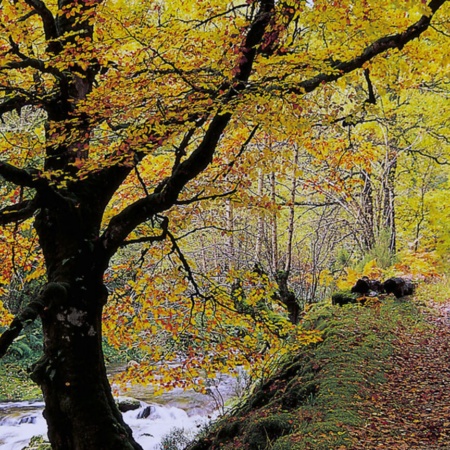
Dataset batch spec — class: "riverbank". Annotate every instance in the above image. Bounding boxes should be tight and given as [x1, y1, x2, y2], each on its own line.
[0, 366, 40, 402]
[0, 367, 238, 449]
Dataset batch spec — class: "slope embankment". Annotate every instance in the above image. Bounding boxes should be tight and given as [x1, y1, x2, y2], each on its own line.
[187, 292, 450, 450]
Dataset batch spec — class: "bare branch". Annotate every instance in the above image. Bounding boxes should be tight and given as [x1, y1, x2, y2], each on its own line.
[408, 149, 450, 165]
[213, 124, 259, 182]
[175, 188, 237, 205]
[167, 230, 206, 300]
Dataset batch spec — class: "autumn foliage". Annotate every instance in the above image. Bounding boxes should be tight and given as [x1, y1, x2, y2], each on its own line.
[0, 0, 449, 448]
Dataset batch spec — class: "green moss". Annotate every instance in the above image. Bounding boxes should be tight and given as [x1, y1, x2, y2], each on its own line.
[21, 436, 51, 449]
[242, 413, 296, 450]
[0, 364, 41, 401]
[187, 298, 425, 450]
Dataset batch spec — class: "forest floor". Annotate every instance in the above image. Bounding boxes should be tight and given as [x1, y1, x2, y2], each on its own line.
[349, 299, 450, 449]
[187, 289, 450, 450]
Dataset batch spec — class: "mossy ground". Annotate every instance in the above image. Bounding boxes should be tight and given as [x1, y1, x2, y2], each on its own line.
[20, 436, 51, 450]
[0, 364, 41, 401]
[187, 296, 427, 450]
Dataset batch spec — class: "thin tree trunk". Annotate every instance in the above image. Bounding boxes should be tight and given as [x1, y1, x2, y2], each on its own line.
[382, 148, 397, 254]
[226, 199, 235, 270]
[285, 145, 299, 273]
[255, 169, 265, 262]
[270, 171, 279, 273]
[360, 169, 375, 250]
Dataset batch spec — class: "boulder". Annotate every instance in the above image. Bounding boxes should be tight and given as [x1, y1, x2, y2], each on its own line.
[382, 277, 415, 298]
[137, 405, 154, 419]
[115, 396, 141, 413]
[332, 291, 359, 306]
[351, 277, 383, 296]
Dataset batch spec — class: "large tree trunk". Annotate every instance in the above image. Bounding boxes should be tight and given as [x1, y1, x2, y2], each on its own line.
[31, 202, 143, 450]
[32, 285, 141, 449]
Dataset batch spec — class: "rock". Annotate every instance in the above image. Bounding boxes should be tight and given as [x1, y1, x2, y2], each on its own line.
[115, 396, 141, 412]
[332, 291, 359, 306]
[137, 405, 154, 419]
[382, 277, 415, 298]
[19, 415, 37, 424]
[351, 277, 383, 296]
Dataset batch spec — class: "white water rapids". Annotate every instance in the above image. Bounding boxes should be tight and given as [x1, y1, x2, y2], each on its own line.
[0, 370, 242, 450]
[0, 398, 213, 450]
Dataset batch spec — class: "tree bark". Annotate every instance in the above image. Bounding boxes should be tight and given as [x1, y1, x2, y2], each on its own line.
[275, 271, 300, 325]
[30, 201, 143, 450]
[33, 285, 141, 450]
[382, 148, 398, 254]
[270, 171, 279, 273]
[360, 169, 375, 250]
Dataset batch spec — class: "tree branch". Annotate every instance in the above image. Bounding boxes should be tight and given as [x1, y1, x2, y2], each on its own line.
[1, 56, 63, 79]
[212, 124, 259, 182]
[167, 230, 206, 301]
[0, 283, 69, 358]
[364, 68, 376, 104]
[23, 0, 59, 49]
[98, 0, 447, 258]
[0, 161, 40, 188]
[175, 188, 238, 205]
[0, 198, 39, 225]
[0, 94, 30, 118]
[99, 0, 276, 256]
[293, 0, 448, 94]
[121, 216, 169, 246]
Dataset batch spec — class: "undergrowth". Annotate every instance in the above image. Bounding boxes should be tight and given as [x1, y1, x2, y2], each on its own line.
[0, 364, 41, 401]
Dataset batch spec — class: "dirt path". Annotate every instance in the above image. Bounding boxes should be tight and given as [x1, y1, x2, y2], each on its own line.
[350, 301, 450, 449]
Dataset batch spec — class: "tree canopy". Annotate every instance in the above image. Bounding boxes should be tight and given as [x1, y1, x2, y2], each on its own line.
[0, 0, 449, 448]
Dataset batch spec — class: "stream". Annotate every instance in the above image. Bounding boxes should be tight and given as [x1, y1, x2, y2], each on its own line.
[0, 371, 240, 450]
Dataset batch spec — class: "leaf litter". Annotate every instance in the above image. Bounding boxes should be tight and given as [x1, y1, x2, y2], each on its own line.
[349, 300, 450, 449]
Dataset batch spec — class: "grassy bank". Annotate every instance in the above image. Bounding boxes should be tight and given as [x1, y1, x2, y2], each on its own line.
[0, 364, 41, 402]
[188, 297, 427, 450]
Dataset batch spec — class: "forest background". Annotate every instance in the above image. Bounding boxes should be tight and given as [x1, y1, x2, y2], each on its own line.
[0, 0, 449, 449]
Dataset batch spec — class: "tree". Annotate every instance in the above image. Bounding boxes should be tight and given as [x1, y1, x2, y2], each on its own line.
[0, 0, 448, 448]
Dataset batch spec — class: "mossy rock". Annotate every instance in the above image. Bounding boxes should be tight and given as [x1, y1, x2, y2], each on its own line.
[331, 291, 359, 306]
[115, 396, 141, 412]
[21, 436, 51, 450]
[280, 378, 317, 409]
[215, 417, 241, 442]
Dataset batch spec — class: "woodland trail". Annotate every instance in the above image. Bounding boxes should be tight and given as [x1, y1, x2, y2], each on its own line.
[350, 300, 450, 449]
